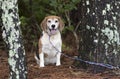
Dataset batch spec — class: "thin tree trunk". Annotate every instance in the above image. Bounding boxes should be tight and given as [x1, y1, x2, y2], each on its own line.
[1, 0, 27, 79]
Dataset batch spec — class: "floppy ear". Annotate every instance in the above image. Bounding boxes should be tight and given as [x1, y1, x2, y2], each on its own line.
[58, 17, 64, 32]
[40, 17, 47, 32]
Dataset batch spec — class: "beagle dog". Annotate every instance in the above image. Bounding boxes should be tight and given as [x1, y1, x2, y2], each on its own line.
[35, 15, 64, 67]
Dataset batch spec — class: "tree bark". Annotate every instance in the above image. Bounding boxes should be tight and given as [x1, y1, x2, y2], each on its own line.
[0, 1, 2, 27]
[77, 0, 120, 72]
[1, 0, 27, 79]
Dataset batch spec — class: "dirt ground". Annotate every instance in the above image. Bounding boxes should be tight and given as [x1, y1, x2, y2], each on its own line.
[0, 50, 120, 79]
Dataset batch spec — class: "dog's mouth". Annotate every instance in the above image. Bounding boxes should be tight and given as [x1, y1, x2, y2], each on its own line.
[49, 29, 58, 35]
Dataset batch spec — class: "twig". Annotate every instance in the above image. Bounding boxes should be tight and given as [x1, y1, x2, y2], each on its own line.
[75, 20, 81, 32]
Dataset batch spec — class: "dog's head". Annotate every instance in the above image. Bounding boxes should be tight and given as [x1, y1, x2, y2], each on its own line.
[40, 16, 64, 35]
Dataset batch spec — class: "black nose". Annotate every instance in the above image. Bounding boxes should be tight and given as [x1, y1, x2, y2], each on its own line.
[51, 25, 55, 28]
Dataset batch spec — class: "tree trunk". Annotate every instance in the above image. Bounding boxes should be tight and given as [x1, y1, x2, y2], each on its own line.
[77, 0, 120, 72]
[1, 0, 27, 79]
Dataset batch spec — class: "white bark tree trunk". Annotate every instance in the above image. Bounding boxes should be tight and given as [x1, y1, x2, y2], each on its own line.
[1, 0, 27, 79]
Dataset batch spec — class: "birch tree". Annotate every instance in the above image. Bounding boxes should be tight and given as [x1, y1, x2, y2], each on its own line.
[1, 0, 27, 79]
[78, 0, 120, 71]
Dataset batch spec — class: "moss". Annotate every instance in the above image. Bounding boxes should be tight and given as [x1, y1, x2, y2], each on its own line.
[104, 20, 109, 25]
[101, 26, 120, 54]
[102, 27, 113, 43]
[102, 10, 106, 15]
[91, 27, 95, 30]
[106, 4, 111, 11]
[9, 50, 15, 57]
[86, 25, 90, 30]
[86, 1, 89, 5]
[87, 8, 90, 13]
[113, 16, 116, 20]
[8, 57, 16, 72]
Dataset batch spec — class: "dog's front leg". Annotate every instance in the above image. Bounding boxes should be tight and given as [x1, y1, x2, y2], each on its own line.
[56, 52, 61, 66]
[39, 53, 45, 67]
[56, 44, 61, 66]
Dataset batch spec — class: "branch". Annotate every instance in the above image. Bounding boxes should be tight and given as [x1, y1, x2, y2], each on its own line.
[65, 11, 71, 27]
[75, 20, 81, 32]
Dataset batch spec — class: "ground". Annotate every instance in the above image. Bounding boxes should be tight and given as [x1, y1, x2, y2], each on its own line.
[0, 50, 120, 79]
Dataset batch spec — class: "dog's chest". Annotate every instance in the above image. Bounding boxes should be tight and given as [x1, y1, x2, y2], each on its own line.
[41, 33, 61, 57]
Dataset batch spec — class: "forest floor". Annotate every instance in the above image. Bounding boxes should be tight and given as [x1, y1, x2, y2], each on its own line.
[0, 50, 120, 79]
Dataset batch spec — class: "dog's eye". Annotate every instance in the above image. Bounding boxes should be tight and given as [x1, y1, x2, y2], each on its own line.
[48, 20, 51, 23]
[55, 20, 58, 23]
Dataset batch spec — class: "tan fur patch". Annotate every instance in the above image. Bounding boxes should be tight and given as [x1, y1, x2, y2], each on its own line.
[44, 53, 48, 57]
[38, 38, 42, 54]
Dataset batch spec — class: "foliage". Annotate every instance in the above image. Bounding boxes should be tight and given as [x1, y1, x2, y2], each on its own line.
[49, 0, 80, 15]
[19, 0, 80, 26]
[20, 16, 28, 27]
[18, 0, 81, 51]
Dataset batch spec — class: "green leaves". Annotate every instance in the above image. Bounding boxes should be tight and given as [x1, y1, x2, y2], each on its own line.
[49, 0, 58, 7]
[49, 0, 81, 14]
[72, 0, 80, 3]
[67, 25, 74, 31]
[64, 3, 77, 11]
[20, 16, 27, 27]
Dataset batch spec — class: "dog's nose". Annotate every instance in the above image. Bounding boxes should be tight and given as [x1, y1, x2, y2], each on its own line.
[51, 25, 55, 28]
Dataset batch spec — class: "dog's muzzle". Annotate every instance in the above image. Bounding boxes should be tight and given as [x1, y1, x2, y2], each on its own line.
[49, 28, 58, 35]
[48, 24, 58, 35]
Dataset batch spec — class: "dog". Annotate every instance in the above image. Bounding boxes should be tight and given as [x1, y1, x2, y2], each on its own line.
[35, 15, 64, 67]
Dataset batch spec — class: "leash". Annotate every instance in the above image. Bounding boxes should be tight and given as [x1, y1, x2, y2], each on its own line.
[48, 34, 119, 70]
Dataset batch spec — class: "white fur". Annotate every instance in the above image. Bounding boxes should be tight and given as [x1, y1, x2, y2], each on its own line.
[47, 18, 59, 30]
[35, 31, 62, 67]
[40, 31, 62, 67]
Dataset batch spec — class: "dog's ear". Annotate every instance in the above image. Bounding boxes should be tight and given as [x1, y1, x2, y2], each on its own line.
[40, 17, 47, 32]
[58, 17, 64, 32]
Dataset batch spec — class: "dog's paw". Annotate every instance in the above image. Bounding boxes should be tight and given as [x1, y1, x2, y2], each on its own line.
[56, 63, 61, 66]
[40, 65, 45, 67]
[39, 64, 45, 67]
